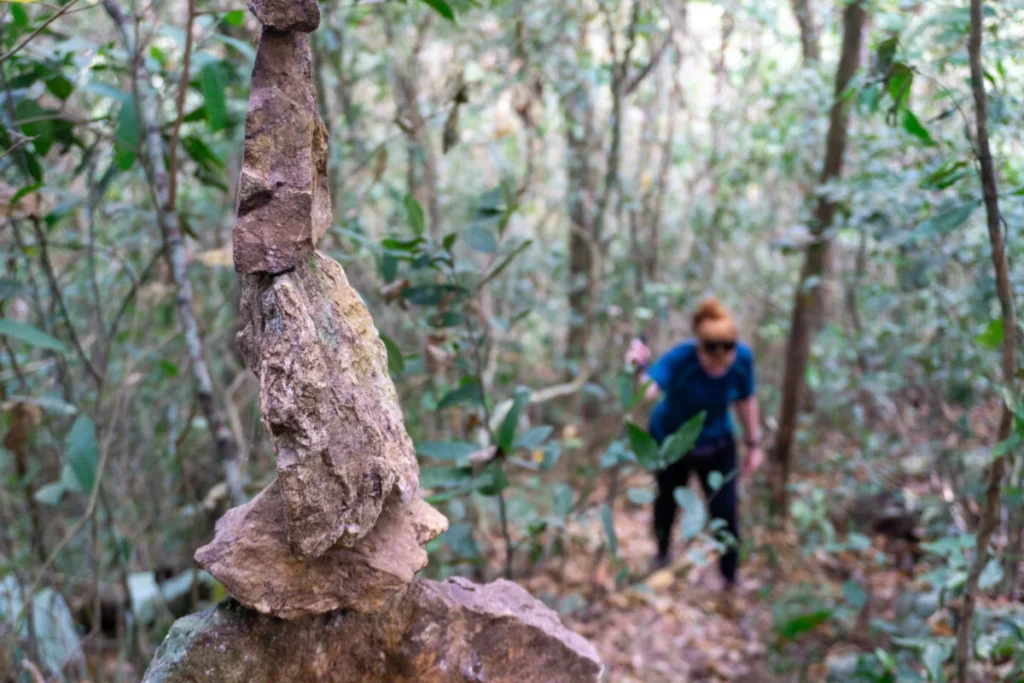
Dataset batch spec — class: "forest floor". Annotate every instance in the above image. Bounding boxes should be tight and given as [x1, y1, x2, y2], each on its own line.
[517, 415, 1019, 683]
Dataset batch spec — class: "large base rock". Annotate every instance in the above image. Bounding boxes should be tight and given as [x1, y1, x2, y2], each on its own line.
[237, 252, 419, 558]
[142, 578, 602, 683]
[195, 481, 447, 619]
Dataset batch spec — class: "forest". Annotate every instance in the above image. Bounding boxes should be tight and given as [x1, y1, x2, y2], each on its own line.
[1, 0, 1022, 680]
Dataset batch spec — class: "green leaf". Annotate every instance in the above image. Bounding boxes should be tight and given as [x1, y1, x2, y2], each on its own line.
[66, 415, 98, 492]
[224, 10, 245, 25]
[708, 471, 723, 492]
[601, 503, 618, 557]
[901, 108, 934, 146]
[34, 481, 66, 506]
[626, 420, 660, 471]
[16, 99, 54, 156]
[911, 200, 980, 240]
[554, 483, 575, 519]
[674, 487, 706, 540]
[45, 76, 74, 101]
[402, 284, 467, 306]
[979, 557, 1004, 590]
[512, 426, 553, 451]
[114, 101, 139, 171]
[777, 609, 832, 641]
[417, 0, 456, 22]
[887, 63, 913, 108]
[10, 183, 41, 208]
[199, 62, 227, 132]
[182, 135, 225, 170]
[921, 160, 968, 190]
[626, 487, 655, 505]
[976, 319, 1003, 350]
[497, 389, 529, 452]
[11, 3, 28, 26]
[416, 440, 478, 463]
[842, 579, 867, 609]
[660, 412, 706, 468]
[476, 462, 508, 496]
[465, 225, 497, 253]
[993, 432, 1021, 460]
[403, 194, 426, 235]
[437, 379, 482, 410]
[0, 318, 68, 354]
[922, 642, 946, 682]
[379, 332, 404, 374]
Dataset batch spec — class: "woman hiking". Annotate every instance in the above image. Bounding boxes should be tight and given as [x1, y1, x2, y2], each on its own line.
[624, 298, 762, 590]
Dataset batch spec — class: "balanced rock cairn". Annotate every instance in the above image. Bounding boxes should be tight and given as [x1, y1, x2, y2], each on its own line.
[141, 2, 602, 681]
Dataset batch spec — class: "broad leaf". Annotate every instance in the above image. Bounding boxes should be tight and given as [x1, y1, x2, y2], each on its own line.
[224, 10, 245, 25]
[66, 415, 98, 492]
[417, 0, 456, 21]
[674, 487, 706, 540]
[777, 609, 832, 641]
[0, 319, 68, 354]
[403, 194, 426, 235]
[497, 389, 529, 452]
[465, 225, 497, 253]
[660, 412, 706, 468]
[626, 487, 655, 505]
[114, 101, 139, 170]
[601, 503, 618, 558]
[512, 426, 553, 451]
[200, 62, 228, 132]
[901, 108, 934, 146]
[626, 420, 660, 471]
[976, 319, 1003, 350]
[911, 200, 980, 240]
[437, 379, 482, 410]
[379, 332, 404, 374]
[416, 440, 478, 464]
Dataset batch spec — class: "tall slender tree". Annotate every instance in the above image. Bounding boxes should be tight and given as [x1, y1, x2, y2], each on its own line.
[955, 0, 1018, 678]
[771, 0, 866, 516]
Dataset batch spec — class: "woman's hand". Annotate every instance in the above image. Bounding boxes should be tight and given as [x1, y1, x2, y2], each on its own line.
[624, 338, 652, 370]
[742, 445, 763, 480]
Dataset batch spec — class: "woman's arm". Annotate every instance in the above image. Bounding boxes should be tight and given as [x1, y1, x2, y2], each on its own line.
[735, 396, 763, 479]
[735, 396, 760, 444]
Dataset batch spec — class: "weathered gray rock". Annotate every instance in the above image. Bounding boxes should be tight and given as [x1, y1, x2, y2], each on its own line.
[234, 30, 331, 274]
[195, 481, 447, 619]
[237, 252, 419, 558]
[141, 578, 603, 683]
[248, 0, 320, 32]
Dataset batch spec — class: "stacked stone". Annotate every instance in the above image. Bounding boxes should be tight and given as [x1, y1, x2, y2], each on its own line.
[141, 2, 602, 680]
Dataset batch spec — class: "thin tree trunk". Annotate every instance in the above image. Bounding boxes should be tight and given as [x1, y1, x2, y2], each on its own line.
[103, 0, 245, 505]
[771, 0, 865, 518]
[955, 0, 1018, 677]
[790, 0, 820, 64]
[789, 0, 836, 337]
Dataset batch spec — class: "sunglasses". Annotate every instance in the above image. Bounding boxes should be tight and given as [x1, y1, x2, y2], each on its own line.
[700, 339, 737, 354]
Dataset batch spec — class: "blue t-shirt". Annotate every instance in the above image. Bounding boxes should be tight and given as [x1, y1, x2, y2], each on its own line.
[647, 340, 756, 446]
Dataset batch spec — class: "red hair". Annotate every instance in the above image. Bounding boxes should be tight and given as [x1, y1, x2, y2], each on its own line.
[693, 298, 737, 341]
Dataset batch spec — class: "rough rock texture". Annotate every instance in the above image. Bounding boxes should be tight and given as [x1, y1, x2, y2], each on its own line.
[234, 30, 331, 274]
[194, 481, 447, 619]
[237, 252, 419, 558]
[248, 0, 320, 32]
[141, 578, 603, 683]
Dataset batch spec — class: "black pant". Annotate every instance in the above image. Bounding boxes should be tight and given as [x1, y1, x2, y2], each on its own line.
[653, 437, 740, 583]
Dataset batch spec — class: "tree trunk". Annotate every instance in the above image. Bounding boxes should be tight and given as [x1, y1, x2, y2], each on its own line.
[103, 0, 245, 505]
[771, 0, 865, 518]
[955, 0, 1018, 677]
[790, 0, 821, 64]
[563, 79, 598, 365]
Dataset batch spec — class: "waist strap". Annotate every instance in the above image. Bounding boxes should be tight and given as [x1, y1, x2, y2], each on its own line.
[689, 436, 732, 457]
